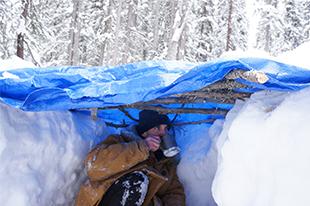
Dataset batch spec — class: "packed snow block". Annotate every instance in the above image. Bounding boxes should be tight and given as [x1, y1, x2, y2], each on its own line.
[0, 102, 111, 206]
[212, 88, 310, 206]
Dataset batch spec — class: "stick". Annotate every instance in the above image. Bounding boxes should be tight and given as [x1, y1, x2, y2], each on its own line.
[105, 119, 217, 128]
[100, 105, 228, 115]
[173, 119, 216, 126]
[119, 107, 138, 121]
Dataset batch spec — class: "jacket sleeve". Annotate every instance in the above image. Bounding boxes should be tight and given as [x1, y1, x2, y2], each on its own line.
[85, 135, 149, 181]
[161, 167, 186, 206]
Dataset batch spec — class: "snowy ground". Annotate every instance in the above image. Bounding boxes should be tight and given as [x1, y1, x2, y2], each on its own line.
[0, 56, 36, 71]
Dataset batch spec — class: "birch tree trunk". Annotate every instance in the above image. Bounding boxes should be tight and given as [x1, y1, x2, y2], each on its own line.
[265, 0, 278, 52]
[152, 0, 161, 53]
[166, 0, 188, 60]
[225, 0, 233, 51]
[111, 0, 123, 65]
[124, 0, 138, 63]
[178, 22, 187, 59]
[264, 24, 271, 52]
[68, 0, 81, 65]
[99, 0, 113, 65]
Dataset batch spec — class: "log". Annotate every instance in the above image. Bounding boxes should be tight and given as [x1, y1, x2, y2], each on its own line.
[225, 69, 269, 84]
[100, 105, 228, 115]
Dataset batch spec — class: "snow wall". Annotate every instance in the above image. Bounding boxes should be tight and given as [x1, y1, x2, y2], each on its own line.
[1, 57, 310, 206]
[0, 103, 114, 205]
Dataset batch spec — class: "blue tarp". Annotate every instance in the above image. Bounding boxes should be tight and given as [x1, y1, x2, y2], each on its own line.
[1, 57, 310, 125]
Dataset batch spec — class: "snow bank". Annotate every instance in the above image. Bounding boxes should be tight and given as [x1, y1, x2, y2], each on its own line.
[277, 41, 310, 69]
[177, 123, 220, 206]
[177, 87, 310, 206]
[220, 41, 310, 70]
[0, 102, 111, 205]
[212, 88, 310, 206]
[0, 56, 36, 71]
[176, 100, 245, 206]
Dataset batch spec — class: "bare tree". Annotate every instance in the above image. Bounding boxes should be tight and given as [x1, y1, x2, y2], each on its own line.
[226, 0, 233, 51]
[99, 0, 113, 65]
[68, 0, 81, 65]
[152, 0, 162, 52]
[124, 0, 138, 63]
[17, 0, 30, 59]
[111, 0, 123, 65]
[166, 0, 188, 60]
[256, 0, 284, 55]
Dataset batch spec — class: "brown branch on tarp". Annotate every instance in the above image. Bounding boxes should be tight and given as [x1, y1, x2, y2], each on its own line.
[105, 119, 217, 128]
[140, 95, 235, 104]
[98, 90, 250, 111]
[173, 90, 251, 103]
[118, 107, 139, 122]
[95, 72, 264, 128]
[100, 105, 228, 115]
[178, 69, 266, 94]
[173, 119, 216, 126]
[105, 121, 129, 128]
[133, 105, 228, 115]
[199, 79, 248, 91]
[97, 78, 253, 117]
[96, 80, 252, 117]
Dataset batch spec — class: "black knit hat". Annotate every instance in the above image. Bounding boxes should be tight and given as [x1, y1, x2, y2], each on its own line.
[136, 110, 170, 136]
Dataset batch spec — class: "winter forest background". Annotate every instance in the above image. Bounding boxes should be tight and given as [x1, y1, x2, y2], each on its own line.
[1, 0, 310, 67]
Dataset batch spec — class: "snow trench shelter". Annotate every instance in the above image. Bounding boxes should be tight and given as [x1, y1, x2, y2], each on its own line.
[1, 57, 310, 129]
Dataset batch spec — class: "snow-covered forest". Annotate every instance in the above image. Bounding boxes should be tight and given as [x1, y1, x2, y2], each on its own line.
[1, 0, 310, 66]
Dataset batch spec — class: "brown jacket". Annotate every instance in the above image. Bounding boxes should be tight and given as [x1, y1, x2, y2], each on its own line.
[75, 127, 185, 206]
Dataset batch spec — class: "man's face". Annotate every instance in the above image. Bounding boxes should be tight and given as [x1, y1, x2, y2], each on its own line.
[147, 124, 168, 138]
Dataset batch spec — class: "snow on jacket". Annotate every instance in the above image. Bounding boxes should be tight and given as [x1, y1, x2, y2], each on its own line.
[75, 126, 186, 206]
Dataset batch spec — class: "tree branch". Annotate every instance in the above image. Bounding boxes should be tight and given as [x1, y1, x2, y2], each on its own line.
[24, 39, 41, 66]
[96, 71, 266, 127]
[100, 105, 228, 115]
[118, 107, 138, 122]
[104, 119, 217, 128]
[105, 121, 129, 128]
[173, 119, 216, 126]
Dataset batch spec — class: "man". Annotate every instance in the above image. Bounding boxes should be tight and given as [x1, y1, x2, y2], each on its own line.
[75, 110, 185, 206]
